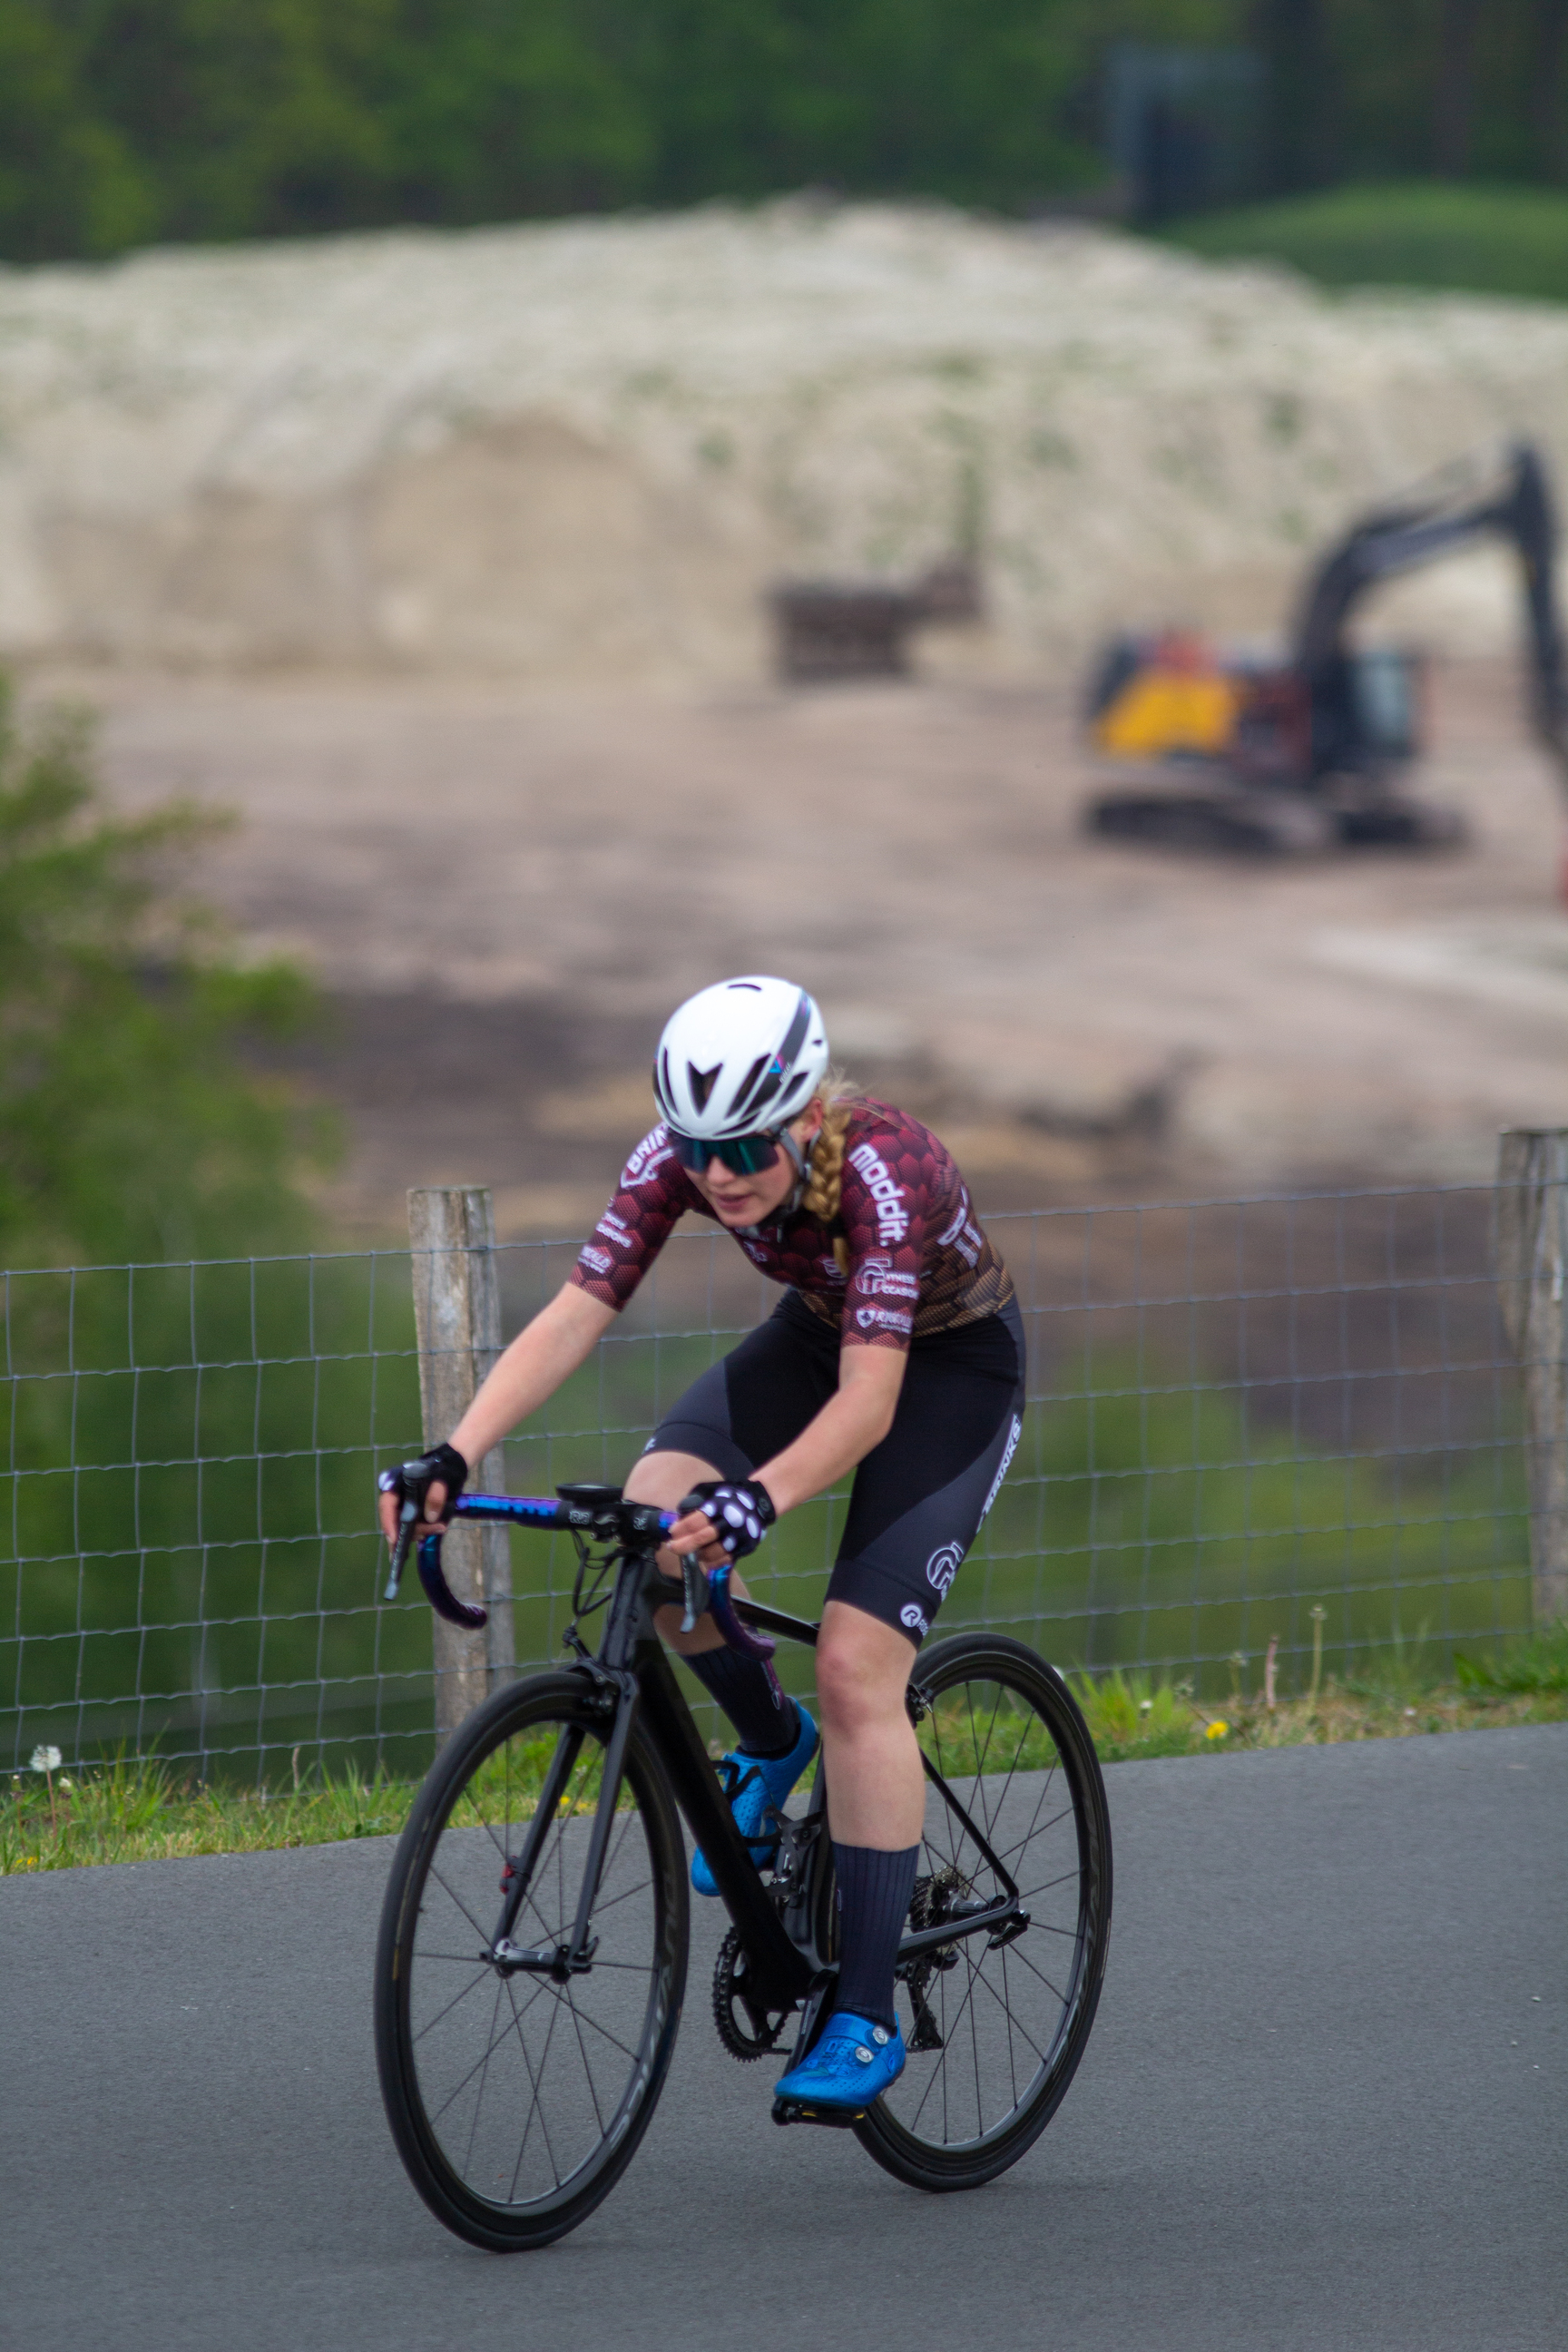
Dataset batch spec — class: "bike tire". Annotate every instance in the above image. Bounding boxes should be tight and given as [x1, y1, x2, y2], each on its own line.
[852, 1632, 1112, 2192]
[374, 1669, 689, 2250]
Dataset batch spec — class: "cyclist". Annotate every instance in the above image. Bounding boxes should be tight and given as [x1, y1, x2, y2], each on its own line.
[378, 975, 1024, 2114]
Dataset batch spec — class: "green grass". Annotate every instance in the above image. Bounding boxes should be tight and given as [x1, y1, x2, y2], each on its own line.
[1070, 1622, 1568, 1763]
[1455, 1616, 1568, 1695]
[1161, 181, 1568, 307]
[7, 1622, 1563, 1871]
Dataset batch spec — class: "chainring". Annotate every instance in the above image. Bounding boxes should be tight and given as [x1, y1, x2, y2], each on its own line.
[711, 1926, 789, 2063]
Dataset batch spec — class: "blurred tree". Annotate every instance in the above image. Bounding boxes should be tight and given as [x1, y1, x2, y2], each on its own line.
[8, 0, 1568, 261]
[1528, 0, 1568, 180]
[1250, 0, 1338, 191]
[1433, 0, 1481, 174]
[0, 678, 332, 1268]
[0, 1, 155, 256]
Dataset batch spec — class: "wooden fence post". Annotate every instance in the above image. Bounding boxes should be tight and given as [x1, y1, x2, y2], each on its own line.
[1495, 1128, 1568, 1628]
[407, 1186, 514, 1741]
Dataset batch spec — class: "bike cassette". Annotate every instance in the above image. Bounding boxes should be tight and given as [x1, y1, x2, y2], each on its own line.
[771, 2097, 864, 2129]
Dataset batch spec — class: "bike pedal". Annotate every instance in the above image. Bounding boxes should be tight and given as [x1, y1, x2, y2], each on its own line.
[771, 2099, 865, 2129]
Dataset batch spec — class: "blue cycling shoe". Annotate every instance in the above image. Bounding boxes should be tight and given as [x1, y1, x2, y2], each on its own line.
[773, 2012, 906, 2115]
[691, 1704, 818, 1897]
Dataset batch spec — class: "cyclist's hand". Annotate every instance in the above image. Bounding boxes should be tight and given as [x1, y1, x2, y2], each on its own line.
[670, 1479, 776, 1566]
[377, 1442, 469, 1544]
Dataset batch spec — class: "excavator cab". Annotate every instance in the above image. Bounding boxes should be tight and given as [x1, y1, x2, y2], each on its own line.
[1084, 442, 1568, 854]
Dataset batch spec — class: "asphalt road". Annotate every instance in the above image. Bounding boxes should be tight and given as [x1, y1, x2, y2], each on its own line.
[5, 1727, 1563, 2352]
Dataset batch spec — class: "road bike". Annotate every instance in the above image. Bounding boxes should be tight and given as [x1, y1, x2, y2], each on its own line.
[372, 1485, 1112, 2250]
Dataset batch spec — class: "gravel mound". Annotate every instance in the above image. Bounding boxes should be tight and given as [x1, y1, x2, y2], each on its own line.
[5, 200, 1568, 680]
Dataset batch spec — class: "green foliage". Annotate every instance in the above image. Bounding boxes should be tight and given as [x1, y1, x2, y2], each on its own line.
[0, 676, 331, 1269]
[0, 0, 1255, 259]
[1455, 1619, 1568, 1693]
[1067, 1666, 1199, 1759]
[1164, 180, 1568, 302]
[10, 2, 1568, 264]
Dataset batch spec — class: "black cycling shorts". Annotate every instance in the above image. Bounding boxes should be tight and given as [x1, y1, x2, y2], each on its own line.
[644, 1291, 1025, 1645]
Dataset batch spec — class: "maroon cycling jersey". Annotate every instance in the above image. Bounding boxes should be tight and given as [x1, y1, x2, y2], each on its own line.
[569, 1098, 1013, 1349]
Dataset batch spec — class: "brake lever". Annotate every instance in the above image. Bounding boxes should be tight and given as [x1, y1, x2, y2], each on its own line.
[679, 1553, 710, 1635]
[384, 1501, 418, 1601]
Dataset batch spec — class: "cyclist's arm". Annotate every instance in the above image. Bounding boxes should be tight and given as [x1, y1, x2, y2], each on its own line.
[667, 1343, 906, 1554]
[754, 1343, 907, 1514]
[376, 1282, 614, 1543]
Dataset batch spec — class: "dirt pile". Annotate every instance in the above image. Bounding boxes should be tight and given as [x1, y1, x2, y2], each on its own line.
[6, 201, 1568, 682]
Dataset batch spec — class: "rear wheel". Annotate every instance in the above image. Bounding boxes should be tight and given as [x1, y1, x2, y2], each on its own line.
[853, 1632, 1112, 2191]
[374, 1671, 688, 2249]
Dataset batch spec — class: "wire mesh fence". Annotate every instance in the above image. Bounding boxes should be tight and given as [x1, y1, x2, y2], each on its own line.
[0, 1180, 1535, 1783]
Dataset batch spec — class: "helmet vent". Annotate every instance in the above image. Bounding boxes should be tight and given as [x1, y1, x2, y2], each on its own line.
[732, 1054, 778, 1122]
[688, 1061, 722, 1114]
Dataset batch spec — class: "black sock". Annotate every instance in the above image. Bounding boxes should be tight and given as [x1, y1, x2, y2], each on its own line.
[832, 1842, 920, 2034]
[684, 1644, 799, 1759]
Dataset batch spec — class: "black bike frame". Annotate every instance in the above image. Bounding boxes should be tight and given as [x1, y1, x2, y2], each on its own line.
[485, 1540, 1028, 2015]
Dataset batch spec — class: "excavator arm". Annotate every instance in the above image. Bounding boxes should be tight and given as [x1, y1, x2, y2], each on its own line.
[1292, 442, 1568, 797]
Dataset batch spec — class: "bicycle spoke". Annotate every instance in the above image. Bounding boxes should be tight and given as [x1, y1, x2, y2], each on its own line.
[429, 1974, 549, 2125]
[423, 1858, 498, 1950]
[505, 1972, 566, 2198]
[411, 1962, 496, 2048]
[563, 1984, 608, 2137]
[1002, 1938, 1071, 2011]
[463, 1974, 509, 2180]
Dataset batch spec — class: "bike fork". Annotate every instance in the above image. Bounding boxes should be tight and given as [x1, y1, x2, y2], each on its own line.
[491, 1677, 637, 1979]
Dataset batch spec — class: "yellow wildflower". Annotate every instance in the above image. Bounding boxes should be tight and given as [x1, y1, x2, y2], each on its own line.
[1205, 1719, 1229, 1740]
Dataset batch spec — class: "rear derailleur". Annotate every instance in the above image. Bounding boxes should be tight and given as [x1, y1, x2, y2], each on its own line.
[896, 1866, 971, 2051]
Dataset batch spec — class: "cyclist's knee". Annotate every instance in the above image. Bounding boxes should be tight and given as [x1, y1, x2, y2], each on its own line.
[815, 1612, 909, 1739]
[622, 1449, 720, 1509]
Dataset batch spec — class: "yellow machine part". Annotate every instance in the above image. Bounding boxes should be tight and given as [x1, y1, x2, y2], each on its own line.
[1093, 663, 1241, 759]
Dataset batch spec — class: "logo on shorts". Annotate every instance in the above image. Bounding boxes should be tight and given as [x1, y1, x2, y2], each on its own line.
[978, 1415, 1024, 1525]
[900, 1603, 929, 1636]
[926, 1543, 963, 1595]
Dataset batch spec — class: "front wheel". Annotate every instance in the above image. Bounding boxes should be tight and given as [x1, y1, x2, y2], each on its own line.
[374, 1670, 689, 2250]
[854, 1632, 1112, 2191]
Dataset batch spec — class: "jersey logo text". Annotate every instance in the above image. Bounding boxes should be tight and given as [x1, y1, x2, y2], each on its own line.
[848, 1142, 910, 1244]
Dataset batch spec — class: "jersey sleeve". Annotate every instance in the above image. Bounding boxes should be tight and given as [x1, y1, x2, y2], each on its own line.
[837, 1127, 929, 1351]
[568, 1123, 690, 1311]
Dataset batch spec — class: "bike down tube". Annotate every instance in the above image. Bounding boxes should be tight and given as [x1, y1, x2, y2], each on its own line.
[633, 1638, 814, 2013]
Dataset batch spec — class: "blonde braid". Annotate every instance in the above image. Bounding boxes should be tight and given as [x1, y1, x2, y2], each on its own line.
[799, 1074, 858, 1273]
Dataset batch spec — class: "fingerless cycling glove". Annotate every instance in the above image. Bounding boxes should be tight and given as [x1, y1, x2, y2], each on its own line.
[378, 1440, 469, 1522]
[679, 1477, 776, 1561]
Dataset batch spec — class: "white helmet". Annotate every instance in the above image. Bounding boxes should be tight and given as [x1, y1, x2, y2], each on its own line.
[653, 976, 829, 1141]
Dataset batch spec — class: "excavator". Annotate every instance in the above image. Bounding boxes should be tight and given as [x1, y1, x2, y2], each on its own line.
[1083, 441, 1568, 853]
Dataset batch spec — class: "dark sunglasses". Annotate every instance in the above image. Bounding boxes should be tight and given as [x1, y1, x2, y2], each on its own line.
[669, 1129, 782, 1177]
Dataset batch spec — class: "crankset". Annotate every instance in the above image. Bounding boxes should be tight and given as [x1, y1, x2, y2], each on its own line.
[711, 1926, 791, 2063]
